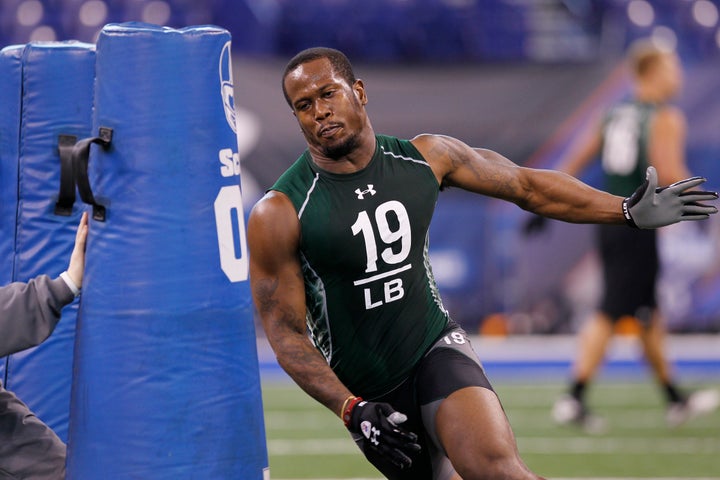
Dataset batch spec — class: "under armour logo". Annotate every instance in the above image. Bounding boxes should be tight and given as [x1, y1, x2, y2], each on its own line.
[355, 184, 376, 199]
[360, 421, 381, 446]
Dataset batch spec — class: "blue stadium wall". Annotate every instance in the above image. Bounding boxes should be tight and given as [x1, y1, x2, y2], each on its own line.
[2, 1, 720, 334]
[2, 1, 719, 63]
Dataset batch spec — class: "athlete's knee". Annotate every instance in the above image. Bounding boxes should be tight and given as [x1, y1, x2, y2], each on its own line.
[452, 450, 535, 480]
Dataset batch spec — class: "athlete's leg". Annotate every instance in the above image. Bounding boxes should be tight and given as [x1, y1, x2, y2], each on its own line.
[638, 309, 674, 385]
[637, 310, 683, 407]
[413, 328, 544, 479]
[435, 386, 543, 480]
[572, 311, 615, 383]
[638, 310, 720, 426]
[553, 311, 614, 432]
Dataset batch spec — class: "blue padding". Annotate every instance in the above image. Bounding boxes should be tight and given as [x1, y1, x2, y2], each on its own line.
[0, 45, 24, 384]
[66, 23, 268, 479]
[0, 45, 25, 285]
[0, 45, 23, 289]
[4, 42, 95, 443]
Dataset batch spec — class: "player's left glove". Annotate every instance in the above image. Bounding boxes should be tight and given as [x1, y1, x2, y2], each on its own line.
[343, 397, 421, 470]
[522, 214, 549, 236]
[623, 166, 718, 229]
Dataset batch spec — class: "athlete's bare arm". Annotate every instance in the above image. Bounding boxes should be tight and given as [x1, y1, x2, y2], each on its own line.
[411, 133, 625, 224]
[248, 191, 354, 418]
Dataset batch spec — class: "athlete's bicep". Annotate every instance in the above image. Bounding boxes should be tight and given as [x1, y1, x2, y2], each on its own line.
[412, 133, 528, 201]
[248, 192, 306, 337]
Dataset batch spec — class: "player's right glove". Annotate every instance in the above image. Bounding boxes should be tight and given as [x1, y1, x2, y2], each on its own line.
[343, 397, 421, 470]
[623, 166, 718, 229]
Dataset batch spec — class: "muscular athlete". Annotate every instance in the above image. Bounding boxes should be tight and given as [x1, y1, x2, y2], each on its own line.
[248, 47, 717, 480]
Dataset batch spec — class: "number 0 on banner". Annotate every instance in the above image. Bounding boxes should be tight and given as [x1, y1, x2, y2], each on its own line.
[214, 184, 249, 282]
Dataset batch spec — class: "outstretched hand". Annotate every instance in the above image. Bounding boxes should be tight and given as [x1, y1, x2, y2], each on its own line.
[623, 167, 718, 229]
[345, 399, 421, 470]
[67, 212, 88, 288]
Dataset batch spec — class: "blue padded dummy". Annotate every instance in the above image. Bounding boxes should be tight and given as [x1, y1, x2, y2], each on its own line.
[0, 45, 22, 288]
[3, 42, 95, 442]
[0, 45, 23, 384]
[66, 24, 268, 479]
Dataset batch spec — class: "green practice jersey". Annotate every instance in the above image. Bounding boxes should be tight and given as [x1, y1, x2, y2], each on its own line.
[600, 101, 657, 197]
[271, 135, 451, 398]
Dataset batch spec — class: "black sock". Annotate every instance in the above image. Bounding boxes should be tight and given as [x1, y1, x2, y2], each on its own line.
[570, 380, 586, 403]
[664, 382, 685, 404]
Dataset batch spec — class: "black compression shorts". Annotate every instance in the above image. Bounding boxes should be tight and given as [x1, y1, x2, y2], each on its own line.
[350, 325, 493, 480]
[598, 224, 658, 324]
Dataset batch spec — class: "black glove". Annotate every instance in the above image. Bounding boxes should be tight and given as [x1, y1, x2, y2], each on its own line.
[522, 214, 549, 236]
[623, 167, 718, 229]
[344, 398, 421, 470]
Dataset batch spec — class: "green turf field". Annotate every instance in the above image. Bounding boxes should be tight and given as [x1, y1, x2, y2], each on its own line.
[262, 380, 720, 479]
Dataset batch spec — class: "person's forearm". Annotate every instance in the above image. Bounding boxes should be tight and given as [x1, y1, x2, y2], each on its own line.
[521, 169, 625, 224]
[269, 329, 354, 418]
[0, 275, 74, 357]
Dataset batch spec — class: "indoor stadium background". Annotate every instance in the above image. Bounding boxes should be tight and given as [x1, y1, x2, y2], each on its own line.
[2, 1, 720, 479]
[3, 0, 720, 333]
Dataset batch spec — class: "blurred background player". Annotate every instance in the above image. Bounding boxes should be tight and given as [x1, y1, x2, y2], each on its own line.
[544, 38, 720, 432]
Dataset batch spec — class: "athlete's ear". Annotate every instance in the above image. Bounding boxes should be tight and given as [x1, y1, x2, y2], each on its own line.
[353, 79, 368, 106]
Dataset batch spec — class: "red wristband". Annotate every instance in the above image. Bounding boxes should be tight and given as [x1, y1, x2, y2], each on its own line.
[342, 396, 364, 427]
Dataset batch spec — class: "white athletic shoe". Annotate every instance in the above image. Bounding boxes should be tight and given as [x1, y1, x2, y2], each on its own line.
[552, 394, 607, 434]
[666, 389, 720, 428]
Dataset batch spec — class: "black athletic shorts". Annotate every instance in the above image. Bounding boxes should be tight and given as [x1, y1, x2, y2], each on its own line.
[598, 224, 658, 324]
[350, 324, 494, 480]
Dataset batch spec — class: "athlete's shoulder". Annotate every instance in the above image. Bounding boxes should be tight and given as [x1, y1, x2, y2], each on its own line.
[652, 104, 686, 126]
[649, 104, 687, 142]
[409, 132, 464, 148]
[375, 134, 408, 154]
[250, 190, 295, 222]
[376, 134, 425, 160]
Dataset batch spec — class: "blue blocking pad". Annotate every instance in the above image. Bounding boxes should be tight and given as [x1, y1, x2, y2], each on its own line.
[0, 45, 23, 384]
[4, 41, 95, 442]
[66, 23, 268, 479]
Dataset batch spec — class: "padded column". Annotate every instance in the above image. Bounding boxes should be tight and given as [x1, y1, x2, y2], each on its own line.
[66, 23, 268, 479]
[0, 45, 23, 384]
[4, 42, 95, 442]
[0, 45, 23, 287]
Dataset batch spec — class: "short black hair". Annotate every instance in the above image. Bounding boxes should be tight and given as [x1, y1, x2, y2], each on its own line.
[282, 47, 356, 106]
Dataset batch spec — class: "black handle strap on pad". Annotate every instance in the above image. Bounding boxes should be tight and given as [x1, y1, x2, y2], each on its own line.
[54, 134, 78, 216]
[72, 127, 113, 222]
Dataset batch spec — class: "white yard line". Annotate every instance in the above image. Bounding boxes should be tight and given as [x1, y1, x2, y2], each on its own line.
[517, 437, 720, 454]
[267, 437, 720, 456]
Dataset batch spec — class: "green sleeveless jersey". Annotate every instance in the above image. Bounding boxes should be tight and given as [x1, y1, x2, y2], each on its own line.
[271, 134, 450, 398]
[600, 101, 657, 197]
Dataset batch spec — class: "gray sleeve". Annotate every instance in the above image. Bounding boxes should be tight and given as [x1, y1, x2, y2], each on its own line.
[0, 275, 75, 357]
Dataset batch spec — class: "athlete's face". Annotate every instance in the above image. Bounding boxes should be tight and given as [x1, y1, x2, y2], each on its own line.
[284, 58, 369, 160]
[650, 53, 683, 100]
